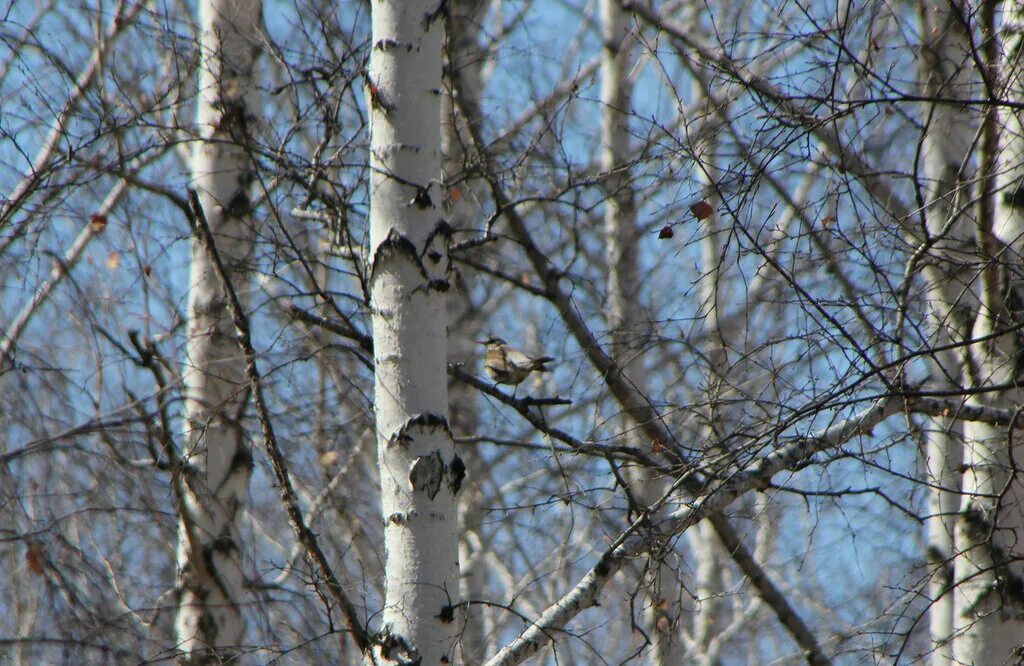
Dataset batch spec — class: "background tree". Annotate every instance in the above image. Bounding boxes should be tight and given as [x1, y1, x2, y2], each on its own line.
[440, 0, 497, 658]
[3, 1, 1024, 664]
[952, 1, 1024, 661]
[917, 0, 976, 658]
[173, 0, 263, 659]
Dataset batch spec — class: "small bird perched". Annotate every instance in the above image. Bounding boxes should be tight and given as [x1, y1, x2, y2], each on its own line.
[479, 337, 555, 387]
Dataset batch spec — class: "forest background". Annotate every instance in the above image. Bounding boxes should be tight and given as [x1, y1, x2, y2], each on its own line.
[2, 0, 1023, 664]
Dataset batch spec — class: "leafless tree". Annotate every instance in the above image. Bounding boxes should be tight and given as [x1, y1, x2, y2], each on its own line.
[2, 1, 1023, 664]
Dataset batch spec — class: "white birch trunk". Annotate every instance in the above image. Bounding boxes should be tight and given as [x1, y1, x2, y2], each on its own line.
[174, 0, 262, 661]
[917, 4, 975, 661]
[442, 2, 491, 659]
[600, 2, 683, 662]
[368, 2, 462, 663]
[952, 4, 1024, 662]
[601, 0, 636, 338]
[955, 305, 1024, 664]
[690, 173, 731, 666]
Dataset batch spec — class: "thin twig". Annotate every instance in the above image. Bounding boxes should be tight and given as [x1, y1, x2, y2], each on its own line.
[185, 188, 371, 653]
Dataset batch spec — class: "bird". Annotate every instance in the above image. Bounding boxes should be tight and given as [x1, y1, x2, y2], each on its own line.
[479, 337, 555, 389]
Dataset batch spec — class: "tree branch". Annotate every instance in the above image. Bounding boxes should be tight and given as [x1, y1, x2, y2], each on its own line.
[185, 188, 371, 653]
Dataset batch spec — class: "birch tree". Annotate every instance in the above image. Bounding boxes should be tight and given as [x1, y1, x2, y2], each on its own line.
[599, 1, 687, 661]
[951, 2, 1024, 661]
[917, 1, 977, 659]
[367, 1, 463, 662]
[8, 1, 1024, 663]
[175, 0, 263, 660]
[442, 0, 493, 660]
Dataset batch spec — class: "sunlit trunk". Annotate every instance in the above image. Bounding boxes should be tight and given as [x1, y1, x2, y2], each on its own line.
[917, 2, 976, 661]
[443, 1, 492, 660]
[174, 0, 262, 661]
[368, 1, 463, 662]
[600, 1, 683, 662]
[952, 3, 1024, 661]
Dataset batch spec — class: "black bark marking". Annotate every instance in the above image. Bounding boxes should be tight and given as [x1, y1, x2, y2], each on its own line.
[369, 222, 454, 292]
[595, 551, 615, 577]
[447, 454, 465, 494]
[373, 38, 413, 52]
[229, 446, 253, 472]
[1003, 179, 1024, 209]
[436, 604, 455, 623]
[422, 278, 450, 293]
[374, 624, 422, 665]
[225, 190, 251, 218]
[424, 220, 453, 250]
[409, 450, 444, 499]
[209, 534, 238, 555]
[412, 186, 433, 209]
[197, 610, 220, 646]
[423, 0, 448, 29]
[369, 229, 425, 290]
[390, 412, 452, 448]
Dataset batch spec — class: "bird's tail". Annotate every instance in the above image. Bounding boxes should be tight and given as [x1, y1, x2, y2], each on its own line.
[532, 357, 555, 372]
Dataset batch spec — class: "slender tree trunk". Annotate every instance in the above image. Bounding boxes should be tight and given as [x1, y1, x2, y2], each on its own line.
[923, 416, 963, 664]
[955, 274, 1024, 664]
[691, 164, 731, 666]
[443, 0, 492, 660]
[952, 3, 1024, 661]
[368, 2, 463, 663]
[174, 1, 262, 661]
[600, 2, 683, 662]
[917, 3, 976, 661]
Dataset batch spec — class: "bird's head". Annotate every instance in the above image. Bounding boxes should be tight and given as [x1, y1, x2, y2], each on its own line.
[478, 336, 507, 348]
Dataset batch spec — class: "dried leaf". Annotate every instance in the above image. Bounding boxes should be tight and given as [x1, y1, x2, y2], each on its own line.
[690, 200, 714, 220]
[90, 214, 108, 232]
[658, 225, 674, 239]
[25, 543, 44, 576]
[105, 250, 120, 270]
[319, 450, 340, 467]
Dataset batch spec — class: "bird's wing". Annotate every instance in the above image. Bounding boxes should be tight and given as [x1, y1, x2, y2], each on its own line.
[505, 349, 536, 370]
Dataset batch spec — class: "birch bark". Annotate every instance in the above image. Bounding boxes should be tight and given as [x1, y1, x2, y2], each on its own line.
[368, 1, 463, 662]
[917, 3, 976, 660]
[442, 0, 492, 661]
[951, 3, 1024, 662]
[600, 2, 684, 662]
[174, 0, 262, 660]
[690, 158, 731, 666]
